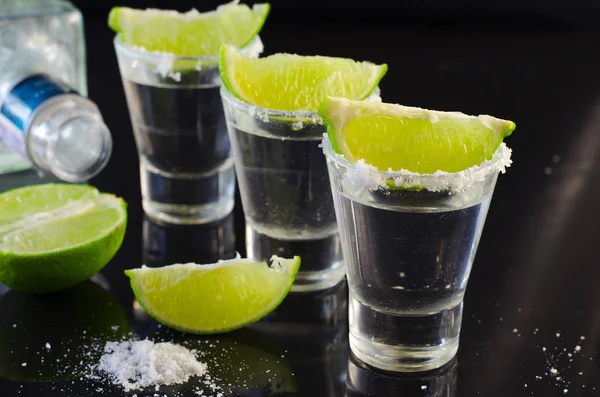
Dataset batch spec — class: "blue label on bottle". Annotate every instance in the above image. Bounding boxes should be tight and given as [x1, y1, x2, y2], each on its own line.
[1, 74, 76, 132]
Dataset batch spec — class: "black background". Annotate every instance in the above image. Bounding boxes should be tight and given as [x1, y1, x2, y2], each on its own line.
[3, 0, 600, 396]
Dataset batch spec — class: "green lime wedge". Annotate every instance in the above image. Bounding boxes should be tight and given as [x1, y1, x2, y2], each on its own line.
[220, 44, 387, 111]
[126, 256, 301, 334]
[0, 184, 127, 293]
[108, 2, 270, 56]
[320, 96, 516, 173]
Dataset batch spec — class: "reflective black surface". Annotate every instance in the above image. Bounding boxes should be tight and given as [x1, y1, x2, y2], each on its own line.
[2, 7, 600, 397]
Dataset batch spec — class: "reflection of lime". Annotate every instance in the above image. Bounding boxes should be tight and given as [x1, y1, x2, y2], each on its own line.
[109, 3, 270, 56]
[0, 184, 127, 293]
[220, 44, 387, 111]
[0, 280, 129, 382]
[320, 96, 516, 173]
[126, 256, 301, 334]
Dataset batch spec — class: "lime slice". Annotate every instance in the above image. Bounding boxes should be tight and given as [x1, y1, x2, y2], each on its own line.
[320, 96, 516, 173]
[0, 184, 127, 293]
[126, 256, 301, 334]
[108, 2, 270, 56]
[220, 44, 387, 111]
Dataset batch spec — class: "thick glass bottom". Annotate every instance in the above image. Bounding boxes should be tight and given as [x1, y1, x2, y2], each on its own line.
[245, 224, 346, 292]
[349, 296, 462, 372]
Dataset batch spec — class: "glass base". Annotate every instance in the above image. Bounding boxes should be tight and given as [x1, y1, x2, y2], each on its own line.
[140, 158, 235, 225]
[245, 224, 346, 292]
[349, 296, 462, 372]
[143, 198, 234, 225]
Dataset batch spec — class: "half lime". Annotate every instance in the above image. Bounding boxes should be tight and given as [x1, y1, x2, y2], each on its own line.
[0, 184, 127, 293]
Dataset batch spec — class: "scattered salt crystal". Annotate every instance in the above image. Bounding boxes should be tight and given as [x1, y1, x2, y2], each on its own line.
[513, 328, 518, 333]
[45, 343, 51, 349]
[575, 346, 581, 352]
[21, 363, 27, 367]
[12, 324, 16, 328]
[564, 389, 568, 394]
[556, 333, 561, 338]
[542, 347, 547, 352]
[550, 368, 558, 375]
[111, 326, 120, 331]
[580, 336, 586, 340]
[97, 340, 207, 391]
[421, 385, 427, 390]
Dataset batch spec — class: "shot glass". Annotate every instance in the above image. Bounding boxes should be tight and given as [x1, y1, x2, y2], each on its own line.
[114, 37, 262, 224]
[220, 87, 345, 292]
[323, 135, 511, 372]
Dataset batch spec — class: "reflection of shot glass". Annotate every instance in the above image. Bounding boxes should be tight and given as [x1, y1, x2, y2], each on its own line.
[114, 38, 262, 224]
[252, 281, 349, 396]
[323, 135, 511, 372]
[347, 353, 457, 397]
[221, 88, 344, 292]
[143, 213, 236, 267]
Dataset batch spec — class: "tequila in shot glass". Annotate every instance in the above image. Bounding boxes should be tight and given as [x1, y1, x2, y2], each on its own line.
[110, 3, 269, 224]
[321, 97, 515, 372]
[219, 45, 387, 292]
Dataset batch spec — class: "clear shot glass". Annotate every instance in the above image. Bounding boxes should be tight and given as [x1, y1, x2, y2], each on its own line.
[114, 37, 262, 224]
[220, 87, 345, 292]
[323, 134, 511, 372]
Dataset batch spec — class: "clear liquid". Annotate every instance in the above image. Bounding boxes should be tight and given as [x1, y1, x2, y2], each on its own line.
[333, 188, 493, 371]
[122, 79, 234, 224]
[229, 122, 344, 291]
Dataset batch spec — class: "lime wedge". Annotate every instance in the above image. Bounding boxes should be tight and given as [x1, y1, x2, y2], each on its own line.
[220, 44, 387, 111]
[320, 96, 516, 173]
[0, 184, 127, 293]
[126, 256, 301, 334]
[108, 2, 270, 56]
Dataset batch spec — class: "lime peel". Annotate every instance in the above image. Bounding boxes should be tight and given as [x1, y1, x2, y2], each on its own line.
[126, 255, 301, 334]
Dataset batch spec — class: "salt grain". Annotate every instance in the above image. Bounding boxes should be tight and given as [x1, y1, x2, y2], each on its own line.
[97, 340, 207, 392]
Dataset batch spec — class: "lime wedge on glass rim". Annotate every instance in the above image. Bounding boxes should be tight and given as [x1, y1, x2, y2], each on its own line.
[0, 184, 127, 294]
[108, 2, 270, 57]
[319, 96, 516, 174]
[126, 256, 301, 334]
[220, 44, 388, 111]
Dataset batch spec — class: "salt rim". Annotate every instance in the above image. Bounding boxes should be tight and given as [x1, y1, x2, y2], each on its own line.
[322, 134, 512, 193]
[220, 86, 382, 124]
[114, 35, 264, 79]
